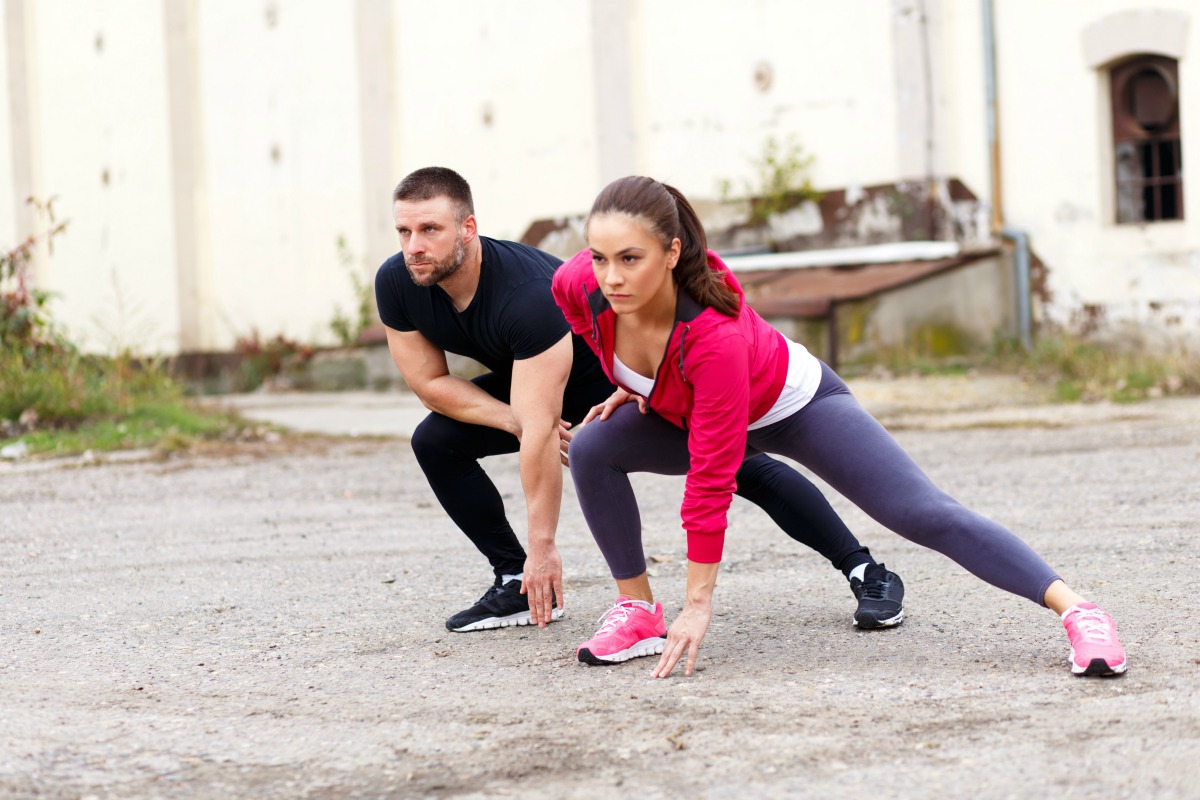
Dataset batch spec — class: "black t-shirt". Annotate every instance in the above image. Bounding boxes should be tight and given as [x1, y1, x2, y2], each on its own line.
[374, 236, 611, 398]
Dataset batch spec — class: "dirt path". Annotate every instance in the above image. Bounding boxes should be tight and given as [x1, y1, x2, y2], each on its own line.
[2, 391, 1198, 798]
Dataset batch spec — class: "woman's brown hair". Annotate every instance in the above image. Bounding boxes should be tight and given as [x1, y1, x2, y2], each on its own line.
[586, 176, 740, 317]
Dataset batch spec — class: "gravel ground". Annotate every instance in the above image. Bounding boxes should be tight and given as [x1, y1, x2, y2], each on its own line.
[2, 381, 1198, 799]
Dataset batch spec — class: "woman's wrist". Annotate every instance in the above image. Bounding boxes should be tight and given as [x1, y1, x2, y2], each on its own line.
[684, 560, 720, 607]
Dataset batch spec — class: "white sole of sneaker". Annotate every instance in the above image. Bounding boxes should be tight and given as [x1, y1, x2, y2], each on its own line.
[450, 607, 564, 633]
[854, 609, 904, 629]
[577, 635, 666, 665]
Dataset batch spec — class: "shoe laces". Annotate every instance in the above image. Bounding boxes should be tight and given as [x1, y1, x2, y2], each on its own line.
[594, 602, 637, 636]
[477, 582, 506, 604]
[859, 578, 890, 602]
[1070, 608, 1114, 645]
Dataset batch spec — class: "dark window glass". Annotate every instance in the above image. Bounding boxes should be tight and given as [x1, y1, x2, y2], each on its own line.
[1111, 56, 1183, 223]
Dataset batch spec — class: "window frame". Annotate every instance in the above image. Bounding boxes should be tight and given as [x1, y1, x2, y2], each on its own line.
[1109, 55, 1184, 224]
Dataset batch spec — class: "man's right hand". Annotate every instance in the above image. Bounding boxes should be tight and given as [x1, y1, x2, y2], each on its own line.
[521, 544, 564, 627]
[557, 419, 574, 466]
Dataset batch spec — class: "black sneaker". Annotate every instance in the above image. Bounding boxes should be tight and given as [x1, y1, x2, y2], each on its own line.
[445, 577, 564, 632]
[850, 563, 905, 629]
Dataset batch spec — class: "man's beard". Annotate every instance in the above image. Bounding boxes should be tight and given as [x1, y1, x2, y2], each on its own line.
[406, 236, 466, 287]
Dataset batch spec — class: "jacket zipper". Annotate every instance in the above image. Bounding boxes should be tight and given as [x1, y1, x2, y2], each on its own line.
[646, 321, 688, 409]
[586, 282, 613, 385]
[589, 280, 690, 424]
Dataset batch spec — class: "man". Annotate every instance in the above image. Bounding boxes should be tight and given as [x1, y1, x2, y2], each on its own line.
[375, 167, 904, 633]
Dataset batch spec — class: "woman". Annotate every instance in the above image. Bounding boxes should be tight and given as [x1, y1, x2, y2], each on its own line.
[551, 175, 1126, 679]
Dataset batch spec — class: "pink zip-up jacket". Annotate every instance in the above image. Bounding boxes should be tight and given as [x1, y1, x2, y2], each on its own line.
[551, 248, 789, 563]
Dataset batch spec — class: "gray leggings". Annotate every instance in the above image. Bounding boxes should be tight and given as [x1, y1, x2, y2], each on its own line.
[568, 362, 1060, 605]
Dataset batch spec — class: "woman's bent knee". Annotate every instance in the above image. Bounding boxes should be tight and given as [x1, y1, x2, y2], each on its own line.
[567, 421, 611, 477]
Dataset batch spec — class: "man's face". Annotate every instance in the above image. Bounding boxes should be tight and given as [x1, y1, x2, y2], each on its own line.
[393, 196, 469, 287]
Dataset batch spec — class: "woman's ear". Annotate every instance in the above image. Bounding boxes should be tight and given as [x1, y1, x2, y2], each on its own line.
[667, 237, 682, 270]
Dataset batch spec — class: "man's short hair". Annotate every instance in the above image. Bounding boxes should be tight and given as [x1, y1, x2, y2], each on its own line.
[392, 167, 474, 224]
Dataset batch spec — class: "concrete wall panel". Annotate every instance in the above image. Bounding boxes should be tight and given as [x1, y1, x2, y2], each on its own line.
[391, 0, 597, 241]
[32, 1, 178, 352]
[197, 1, 363, 349]
[632, 0, 899, 201]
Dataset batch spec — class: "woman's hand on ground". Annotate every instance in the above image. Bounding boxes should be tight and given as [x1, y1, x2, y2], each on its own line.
[652, 602, 712, 678]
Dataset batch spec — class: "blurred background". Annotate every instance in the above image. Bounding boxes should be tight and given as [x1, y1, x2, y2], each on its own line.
[2, 0, 1197, 372]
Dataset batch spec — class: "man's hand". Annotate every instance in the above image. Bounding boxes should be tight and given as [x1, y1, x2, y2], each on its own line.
[557, 419, 574, 466]
[520, 544, 564, 627]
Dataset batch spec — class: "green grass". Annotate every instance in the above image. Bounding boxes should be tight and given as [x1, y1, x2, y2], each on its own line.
[7, 402, 247, 458]
[1, 344, 255, 459]
[844, 331, 1200, 404]
[1000, 334, 1200, 404]
[3, 212, 255, 458]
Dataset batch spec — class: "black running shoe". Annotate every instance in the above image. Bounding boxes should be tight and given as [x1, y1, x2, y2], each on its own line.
[445, 577, 564, 632]
[850, 563, 905, 628]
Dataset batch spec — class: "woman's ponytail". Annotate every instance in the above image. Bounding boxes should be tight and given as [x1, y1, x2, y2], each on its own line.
[661, 183, 740, 317]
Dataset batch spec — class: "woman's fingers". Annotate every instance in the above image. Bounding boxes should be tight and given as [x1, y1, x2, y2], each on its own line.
[683, 640, 699, 676]
[652, 638, 684, 678]
[652, 632, 694, 678]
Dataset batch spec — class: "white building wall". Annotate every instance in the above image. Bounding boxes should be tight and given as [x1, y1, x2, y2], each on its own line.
[196, 1, 364, 349]
[30, 1, 179, 352]
[0, 5, 15, 249]
[391, 0, 598, 242]
[632, 0, 900, 200]
[939, 0, 990, 206]
[2, 0, 1197, 355]
[994, 0, 1200, 337]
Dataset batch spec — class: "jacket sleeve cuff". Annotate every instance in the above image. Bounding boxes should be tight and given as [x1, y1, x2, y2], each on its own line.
[686, 530, 725, 563]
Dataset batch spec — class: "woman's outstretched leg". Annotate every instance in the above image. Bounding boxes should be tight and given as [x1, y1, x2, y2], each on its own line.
[749, 363, 1126, 675]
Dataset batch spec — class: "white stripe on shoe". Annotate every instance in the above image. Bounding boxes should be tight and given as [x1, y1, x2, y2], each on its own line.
[450, 607, 565, 632]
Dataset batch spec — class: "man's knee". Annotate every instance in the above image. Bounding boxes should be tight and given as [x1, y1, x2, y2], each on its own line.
[411, 414, 461, 468]
[733, 454, 786, 498]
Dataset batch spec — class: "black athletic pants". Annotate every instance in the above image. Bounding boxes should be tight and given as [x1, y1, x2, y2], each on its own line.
[409, 372, 873, 581]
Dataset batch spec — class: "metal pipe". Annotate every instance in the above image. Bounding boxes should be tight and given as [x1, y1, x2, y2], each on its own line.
[1001, 227, 1033, 351]
[981, 0, 1003, 231]
[984, 0, 1032, 349]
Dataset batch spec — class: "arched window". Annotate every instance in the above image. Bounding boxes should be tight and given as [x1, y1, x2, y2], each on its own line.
[1111, 55, 1183, 223]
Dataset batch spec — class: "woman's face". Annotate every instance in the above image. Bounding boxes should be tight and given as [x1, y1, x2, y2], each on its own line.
[587, 213, 680, 317]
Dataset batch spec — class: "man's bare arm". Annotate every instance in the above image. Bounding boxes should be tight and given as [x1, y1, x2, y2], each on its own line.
[510, 334, 572, 626]
[385, 325, 516, 433]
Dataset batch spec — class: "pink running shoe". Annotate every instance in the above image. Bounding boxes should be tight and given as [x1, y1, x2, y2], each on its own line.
[577, 597, 667, 665]
[1061, 603, 1127, 677]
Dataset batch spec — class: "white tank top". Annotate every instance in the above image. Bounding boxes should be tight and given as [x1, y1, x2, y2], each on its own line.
[610, 335, 821, 430]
